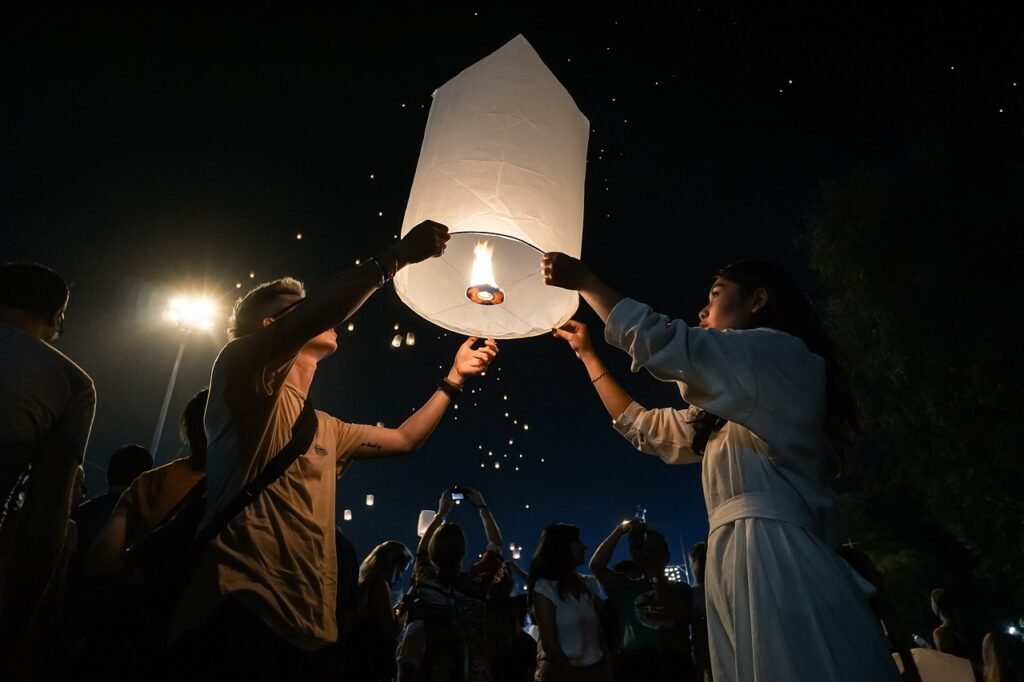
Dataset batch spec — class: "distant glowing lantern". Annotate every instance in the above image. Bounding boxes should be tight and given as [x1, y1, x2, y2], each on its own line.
[417, 510, 436, 537]
[396, 34, 589, 339]
[365, 494, 374, 506]
[512, 548, 521, 560]
[343, 509, 352, 521]
[405, 332, 416, 346]
[391, 335, 402, 348]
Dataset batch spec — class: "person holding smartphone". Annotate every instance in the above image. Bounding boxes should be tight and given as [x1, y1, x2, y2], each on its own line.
[411, 487, 504, 682]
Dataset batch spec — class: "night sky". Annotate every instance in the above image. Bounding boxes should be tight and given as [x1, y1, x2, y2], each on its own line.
[4, 3, 1020, 576]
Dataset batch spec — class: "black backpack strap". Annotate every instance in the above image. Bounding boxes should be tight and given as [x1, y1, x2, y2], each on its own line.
[156, 475, 208, 528]
[195, 398, 318, 548]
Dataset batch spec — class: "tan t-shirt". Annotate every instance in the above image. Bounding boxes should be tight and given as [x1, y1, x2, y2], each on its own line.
[117, 457, 205, 547]
[170, 328, 372, 651]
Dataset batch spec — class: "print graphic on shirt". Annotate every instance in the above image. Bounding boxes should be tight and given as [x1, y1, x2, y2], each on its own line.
[634, 590, 673, 630]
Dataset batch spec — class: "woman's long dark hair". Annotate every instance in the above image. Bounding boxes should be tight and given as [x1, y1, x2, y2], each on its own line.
[428, 522, 466, 584]
[695, 260, 859, 474]
[527, 523, 585, 601]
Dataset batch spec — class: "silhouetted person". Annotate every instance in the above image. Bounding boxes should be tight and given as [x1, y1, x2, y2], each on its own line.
[347, 541, 414, 682]
[0, 262, 96, 680]
[689, 542, 713, 682]
[73, 390, 209, 681]
[931, 588, 978, 661]
[74, 444, 153, 555]
[839, 546, 921, 682]
[983, 631, 1024, 682]
[414, 487, 504, 682]
[590, 520, 695, 682]
[86, 390, 208, 578]
[487, 564, 536, 682]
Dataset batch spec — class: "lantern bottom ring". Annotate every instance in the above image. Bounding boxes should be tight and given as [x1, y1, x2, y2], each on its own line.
[466, 284, 505, 305]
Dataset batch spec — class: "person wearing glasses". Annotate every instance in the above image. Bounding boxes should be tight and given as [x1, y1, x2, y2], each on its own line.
[0, 262, 96, 680]
[168, 221, 498, 680]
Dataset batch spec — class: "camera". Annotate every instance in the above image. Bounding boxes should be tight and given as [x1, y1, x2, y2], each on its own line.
[450, 485, 466, 503]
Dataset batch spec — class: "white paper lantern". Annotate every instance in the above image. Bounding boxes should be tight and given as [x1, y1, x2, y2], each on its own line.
[417, 509, 436, 538]
[343, 509, 352, 521]
[396, 34, 589, 339]
[365, 494, 374, 506]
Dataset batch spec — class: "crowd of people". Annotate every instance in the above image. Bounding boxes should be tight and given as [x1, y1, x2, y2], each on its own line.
[2, 220, 1022, 681]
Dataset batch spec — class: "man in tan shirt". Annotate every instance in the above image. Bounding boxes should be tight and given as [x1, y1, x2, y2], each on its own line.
[169, 221, 497, 679]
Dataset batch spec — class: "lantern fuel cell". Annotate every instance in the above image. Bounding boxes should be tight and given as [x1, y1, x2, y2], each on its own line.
[396, 34, 589, 339]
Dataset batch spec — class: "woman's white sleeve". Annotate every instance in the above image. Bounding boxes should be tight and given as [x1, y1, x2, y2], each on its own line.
[604, 297, 761, 424]
[613, 402, 702, 465]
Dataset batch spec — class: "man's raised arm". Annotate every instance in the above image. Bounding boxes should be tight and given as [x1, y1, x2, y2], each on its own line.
[269, 220, 449, 361]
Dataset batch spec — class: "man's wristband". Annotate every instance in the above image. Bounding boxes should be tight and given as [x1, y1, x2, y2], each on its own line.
[437, 377, 463, 398]
[367, 248, 400, 288]
[365, 257, 388, 288]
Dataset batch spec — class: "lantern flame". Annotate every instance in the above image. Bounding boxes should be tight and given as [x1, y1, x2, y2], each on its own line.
[467, 241, 505, 305]
[470, 241, 497, 287]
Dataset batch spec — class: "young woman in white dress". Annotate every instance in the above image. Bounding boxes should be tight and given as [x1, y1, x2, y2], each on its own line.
[541, 253, 902, 682]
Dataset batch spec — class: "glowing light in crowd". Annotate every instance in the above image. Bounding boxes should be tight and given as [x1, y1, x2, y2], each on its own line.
[163, 296, 218, 332]
[417, 510, 435, 537]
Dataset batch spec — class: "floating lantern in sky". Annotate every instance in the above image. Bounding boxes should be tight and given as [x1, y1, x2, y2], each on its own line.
[512, 547, 521, 560]
[343, 509, 352, 521]
[391, 335, 402, 348]
[347, 322, 355, 332]
[405, 332, 416, 346]
[417, 510, 436, 537]
[395, 34, 589, 339]
[365, 494, 374, 506]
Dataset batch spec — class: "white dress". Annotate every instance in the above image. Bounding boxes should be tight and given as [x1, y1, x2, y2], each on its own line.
[604, 298, 901, 682]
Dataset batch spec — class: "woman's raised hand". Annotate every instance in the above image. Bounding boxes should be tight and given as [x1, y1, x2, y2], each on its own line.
[552, 320, 595, 359]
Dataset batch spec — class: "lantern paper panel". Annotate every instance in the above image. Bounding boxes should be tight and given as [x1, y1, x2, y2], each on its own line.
[396, 34, 589, 339]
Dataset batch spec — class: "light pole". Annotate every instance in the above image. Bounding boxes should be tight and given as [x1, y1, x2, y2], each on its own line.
[150, 295, 217, 457]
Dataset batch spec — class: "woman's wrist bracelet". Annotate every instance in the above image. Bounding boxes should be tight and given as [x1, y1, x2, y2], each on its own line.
[590, 369, 610, 384]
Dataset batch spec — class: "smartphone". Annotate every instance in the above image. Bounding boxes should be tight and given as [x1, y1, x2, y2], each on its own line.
[450, 486, 465, 502]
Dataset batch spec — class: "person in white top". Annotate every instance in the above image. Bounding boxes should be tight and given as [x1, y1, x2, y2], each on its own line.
[528, 523, 610, 682]
[541, 253, 902, 682]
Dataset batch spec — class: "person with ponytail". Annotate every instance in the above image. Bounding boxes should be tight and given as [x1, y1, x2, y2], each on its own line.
[542, 253, 900, 682]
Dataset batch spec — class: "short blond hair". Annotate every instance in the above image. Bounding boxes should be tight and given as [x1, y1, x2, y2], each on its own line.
[227, 277, 305, 340]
